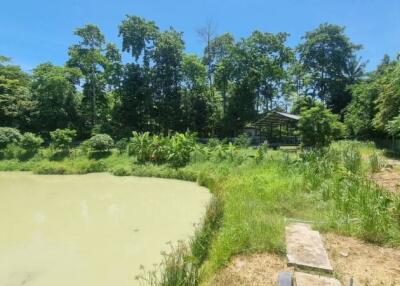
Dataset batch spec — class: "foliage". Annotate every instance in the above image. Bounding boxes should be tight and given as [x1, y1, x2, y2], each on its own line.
[19, 132, 43, 155]
[129, 132, 196, 167]
[0, 57, 36, 130]
[234, 133, 251, 148]
[115, 138, 129, 154]
[299, 103, 344, 148]
[31, 63, 81, 133]
[50, 128, 76, 152]
[87, 133, 114, 153]
[297, 23, 363, 114]
[0, 127, 22, 149]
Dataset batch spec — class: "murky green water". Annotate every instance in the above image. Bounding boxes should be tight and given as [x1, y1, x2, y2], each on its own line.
[0, 172, 210, 286]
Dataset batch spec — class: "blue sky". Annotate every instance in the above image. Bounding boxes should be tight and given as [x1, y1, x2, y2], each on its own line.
[1, 0, 399, 71]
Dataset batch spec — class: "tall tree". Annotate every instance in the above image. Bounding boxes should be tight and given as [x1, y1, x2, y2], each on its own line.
[0, 56, 36, 130]
[114, 15, 160, 135]
[219, 31, 294, 135]
[152, 29, 185, 132]
[67, 24, 109, 131]
[373, 58, 400, 131]
[198, 20, 217, 88]
[181, 54, 209, 133]
[297, 23, 363, 114]
[30, 63, 82, 134]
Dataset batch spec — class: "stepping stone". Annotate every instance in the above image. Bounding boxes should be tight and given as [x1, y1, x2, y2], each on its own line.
[278, 271, 293, 286]
[295, 272, 341, 286]
[286, 223, 333, 273]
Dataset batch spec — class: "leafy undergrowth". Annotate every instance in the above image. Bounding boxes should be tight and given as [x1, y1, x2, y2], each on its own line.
[0, 141, 399, 285]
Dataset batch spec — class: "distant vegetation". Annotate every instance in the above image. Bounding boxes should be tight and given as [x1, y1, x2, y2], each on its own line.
[2, 16, 399, 142]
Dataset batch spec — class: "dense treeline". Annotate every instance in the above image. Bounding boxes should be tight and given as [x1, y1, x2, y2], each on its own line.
[0, 15, 398, 140]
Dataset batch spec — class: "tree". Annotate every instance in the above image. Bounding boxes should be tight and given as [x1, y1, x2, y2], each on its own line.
[113, 15, 159, 135]
[0, 127, 22, 149]
[119, 15, 159, 63]
[67, 24, 110, 131]
[152, 29, 185, 132]
[20, 132, 43, 155]
[50, 128, 77, 152]
[198, 19, 217, 88]
[87, 133, 114, 153]
[373, 60, 400, 131]
[299, 103, 344, 148]
[219, 31, 294, 135]
[297, 23, 363, 114]
[31, 63, 82, 134]
[113, 63, 153, 135]
[181, 54, 209, 134]
[0, 56, 37, 130]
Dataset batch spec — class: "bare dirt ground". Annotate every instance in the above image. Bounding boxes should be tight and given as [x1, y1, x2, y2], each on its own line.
[211, 233, 400, 286]
[324, 233, 400, 286]
[210, 253, 291, 286]
[370, 158, 400, 193]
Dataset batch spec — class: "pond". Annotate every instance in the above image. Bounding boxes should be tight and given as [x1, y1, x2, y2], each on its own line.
[0, 172, 211, 286]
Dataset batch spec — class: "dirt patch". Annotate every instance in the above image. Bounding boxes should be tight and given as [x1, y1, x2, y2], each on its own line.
[370, 168, 400, 193]
[370, 158, 400, 193]
[324, 233, 400, 286]
[211, 233, 400, 286]
[210, 253, 290, 286]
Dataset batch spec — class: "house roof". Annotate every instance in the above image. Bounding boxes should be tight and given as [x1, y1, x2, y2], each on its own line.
[253, 111, 300, 127]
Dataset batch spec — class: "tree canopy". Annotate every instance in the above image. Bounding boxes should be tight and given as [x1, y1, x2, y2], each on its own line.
[1, 15, 398, 143]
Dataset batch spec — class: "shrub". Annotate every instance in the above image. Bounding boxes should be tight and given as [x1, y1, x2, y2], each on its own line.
[20, 132, 43, 155]
[0, 127, 22, 149]
[87, 134, 114, 153]
[129, 132, 166, 163]
[129, 132, 196, 167]
[50, 128, 76, 152]
[115, 138, 129, 154]
[207, 138, 222, 148]
[167, 132, 196, 168]
[234, 133, 251, 148]
[299, 103, 344, 148]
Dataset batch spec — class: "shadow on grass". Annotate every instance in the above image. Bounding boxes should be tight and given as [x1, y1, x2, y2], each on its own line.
[50, 151, 70, 161]
[89, 151, 112, 160]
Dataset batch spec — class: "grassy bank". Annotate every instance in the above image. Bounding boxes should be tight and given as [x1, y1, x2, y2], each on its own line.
[0, 141, 399, 285]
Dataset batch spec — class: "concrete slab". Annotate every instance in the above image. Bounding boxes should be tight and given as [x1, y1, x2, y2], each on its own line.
[286, 223, 333, 272]
[278, 271, 293, 286]
[295, 272, 341, 286]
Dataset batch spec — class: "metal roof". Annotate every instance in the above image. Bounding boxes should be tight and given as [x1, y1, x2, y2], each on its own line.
[254, 111, 300, 126]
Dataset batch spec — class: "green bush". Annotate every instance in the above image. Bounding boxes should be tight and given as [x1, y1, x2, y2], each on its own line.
[167, 132, 196, 168]
[299, 103, 344, 148]
[234, 133, 251, 148]
[115, 138, 129, 154]
[50, 128, 76, 152]
[129, 132, 166, 163]
[20, 132, 43, 155]
[129, 132, 196, 167]
[87, 134, 114, 153]
[0, 127, 22, 149]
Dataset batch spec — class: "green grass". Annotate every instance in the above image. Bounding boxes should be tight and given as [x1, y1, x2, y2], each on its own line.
[0, 141, 399, 285]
